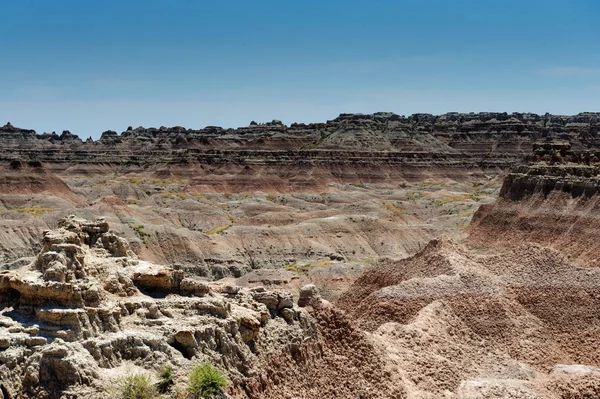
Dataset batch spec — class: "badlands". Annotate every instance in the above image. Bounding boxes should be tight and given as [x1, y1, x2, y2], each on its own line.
[1, 112, 600, 398]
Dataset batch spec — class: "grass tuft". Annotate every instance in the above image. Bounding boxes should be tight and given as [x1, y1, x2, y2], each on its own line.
[188, 363, 228, 398]
[205, 224, 231, 235]
[382, 200, 404, 216]
[115, 373, 158, 399]
[156, 365, 174, 393]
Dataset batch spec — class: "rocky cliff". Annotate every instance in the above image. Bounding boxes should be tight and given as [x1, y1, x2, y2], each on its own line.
[469, 141, 600, 265]
[0, 216, 399, 399]
[2, 112, 600, 189]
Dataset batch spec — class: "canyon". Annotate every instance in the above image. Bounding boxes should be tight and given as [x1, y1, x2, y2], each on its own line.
[1, 112, 600, 398]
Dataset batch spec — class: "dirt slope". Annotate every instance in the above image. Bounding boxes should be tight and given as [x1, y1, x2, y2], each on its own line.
[338, 238, 600, 398]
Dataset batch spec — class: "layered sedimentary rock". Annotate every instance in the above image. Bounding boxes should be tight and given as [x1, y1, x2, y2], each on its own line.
[2, 112, 600, 189]
[0, 216, 399, 399]
[4, 113, 600, 398]
[0, 156, 497, 280]
[0, 161, 82, 202]
[469, 141, 600, 265]
[1, 112, 597, 278]
[329, 142, 600, 397]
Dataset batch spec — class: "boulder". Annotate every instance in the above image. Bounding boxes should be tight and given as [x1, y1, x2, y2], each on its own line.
[298, 284, 322, 307]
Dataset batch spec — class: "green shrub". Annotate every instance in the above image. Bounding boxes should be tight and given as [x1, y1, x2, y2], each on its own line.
[156, 365, 174, 393]
[188, 363, 228, 398]
[115, 373, 158, 399]
[128, 223, 151, 239]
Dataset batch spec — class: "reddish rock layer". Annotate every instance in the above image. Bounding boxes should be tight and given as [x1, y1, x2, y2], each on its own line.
[469, 142, 600, 265]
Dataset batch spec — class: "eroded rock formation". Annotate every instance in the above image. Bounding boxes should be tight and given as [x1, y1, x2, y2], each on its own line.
[0, 216, 330, 398]
[4, 114, 600, 398]
[338, 238, 600, 398]
[1, 112, 600, 190]
[469, 141, 600, 265]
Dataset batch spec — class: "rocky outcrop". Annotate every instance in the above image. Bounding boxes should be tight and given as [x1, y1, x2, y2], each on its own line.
[6, 112, 600, 398]
[0, 216, 138, 308]
[297, 284, 323, 308]
[469, 142, 600, 265]
[0, 216, 325, 399]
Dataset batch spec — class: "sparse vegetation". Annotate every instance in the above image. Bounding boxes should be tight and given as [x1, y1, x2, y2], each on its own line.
[115, 373, 158, 399]
[93, 177, 187, 189]
[285, 262, 312, 275]
[188, 363, 228, 399]
[265, 194, 288, 204]
[419, 181, 450, 187]
[178, 211, 204, 231]
[229, 234, 262, 269]
[0, 207, 55, 217]
[15, 207, 55, 216]
[315, 259, 333, 267]
[124, 177, 147, 185]
[382, 200, 404, 216]
[129, 223, 152, 239]
[188, 192, 207, 200]
[286, 259, 333, 275]
[156, 366, 174, 393]
[349, 182, 366, 188]
[159, 192, 187, 200]
[205, 224, 231, 235]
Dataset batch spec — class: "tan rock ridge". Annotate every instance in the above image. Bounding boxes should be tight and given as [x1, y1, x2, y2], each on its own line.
[0, 216, 316, 398]
[0, 216, 402, 399]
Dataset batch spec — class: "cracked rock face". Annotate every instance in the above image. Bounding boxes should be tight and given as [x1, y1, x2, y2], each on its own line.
[0, 216, 319, 399]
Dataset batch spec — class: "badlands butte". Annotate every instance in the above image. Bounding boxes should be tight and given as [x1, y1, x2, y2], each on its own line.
[1, 111, 600, 398]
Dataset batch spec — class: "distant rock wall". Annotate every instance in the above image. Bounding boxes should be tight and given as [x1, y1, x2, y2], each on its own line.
[2, 112, 600, 188]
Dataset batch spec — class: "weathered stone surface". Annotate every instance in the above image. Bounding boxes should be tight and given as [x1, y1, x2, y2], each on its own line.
[131, 262, 184, 293]
[0, 216, 318, 398]
[179, 277, 210, 296]
[276, 292, 294, 310]
[298, 284, 322, 308]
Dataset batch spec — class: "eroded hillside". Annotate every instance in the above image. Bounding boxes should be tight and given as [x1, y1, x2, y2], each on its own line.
[2, 114, 600, 398]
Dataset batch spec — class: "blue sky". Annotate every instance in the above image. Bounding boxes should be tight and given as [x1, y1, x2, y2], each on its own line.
[1, 0, 599, 139]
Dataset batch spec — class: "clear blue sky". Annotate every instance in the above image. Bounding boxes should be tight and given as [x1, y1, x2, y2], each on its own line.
[1, 0, 598, 139]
